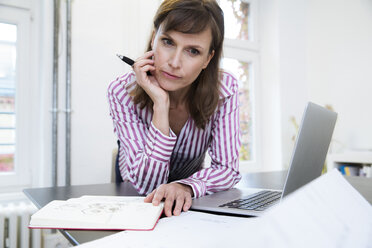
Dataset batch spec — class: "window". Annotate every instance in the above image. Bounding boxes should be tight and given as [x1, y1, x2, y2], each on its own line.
[221, 57, 255, 161]
[220, 0, 261, 171]
[0, 23, 16, 173]
[0, 5, 32, 189]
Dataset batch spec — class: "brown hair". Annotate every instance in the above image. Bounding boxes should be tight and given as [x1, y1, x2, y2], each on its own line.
[133, 0, 224, 129]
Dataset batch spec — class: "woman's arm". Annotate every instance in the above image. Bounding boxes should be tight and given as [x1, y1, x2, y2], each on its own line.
[176, 74, 242, 198]
[132, 51, 171, 136]
[107, 73, 176, 195]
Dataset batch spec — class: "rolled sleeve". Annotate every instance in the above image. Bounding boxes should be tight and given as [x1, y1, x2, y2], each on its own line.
[176, 178, 207, 198]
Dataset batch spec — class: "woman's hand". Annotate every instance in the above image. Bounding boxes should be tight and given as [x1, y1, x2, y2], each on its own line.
[144, 183, 194, 217]
[133, 51, 169, 106]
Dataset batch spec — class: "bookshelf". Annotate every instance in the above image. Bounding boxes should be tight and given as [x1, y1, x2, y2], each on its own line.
[327, 151, 372, 177]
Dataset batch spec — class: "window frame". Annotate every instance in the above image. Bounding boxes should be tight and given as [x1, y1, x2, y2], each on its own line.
[221, 0, 262, 172]
[0, 4, 32, 189]
[223, 0, 259, 50]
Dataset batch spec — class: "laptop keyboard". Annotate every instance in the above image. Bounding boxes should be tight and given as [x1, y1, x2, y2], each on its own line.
[218, 190, 282, 211]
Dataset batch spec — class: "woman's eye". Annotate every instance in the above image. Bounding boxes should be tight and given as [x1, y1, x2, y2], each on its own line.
[188, 48, 200, 56]
[162, 38, 173, 46]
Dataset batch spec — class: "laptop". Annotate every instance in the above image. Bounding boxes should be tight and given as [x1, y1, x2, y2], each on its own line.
[191, 102, 337, 217]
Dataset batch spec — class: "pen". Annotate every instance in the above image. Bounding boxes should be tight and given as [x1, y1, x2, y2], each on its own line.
[116, 54, 134, 66]
[117, 54, 151, 75]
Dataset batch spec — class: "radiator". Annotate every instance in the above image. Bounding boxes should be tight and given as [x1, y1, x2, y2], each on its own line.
[0, 201, 41, 248]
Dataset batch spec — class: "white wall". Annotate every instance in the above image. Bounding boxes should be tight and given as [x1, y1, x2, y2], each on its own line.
[258, 0, 282, 171]
[66, 0, 159, 185]
[306, 0, 372, 151]
[277, 0, 309, 167]
[273, 0, 372, 167]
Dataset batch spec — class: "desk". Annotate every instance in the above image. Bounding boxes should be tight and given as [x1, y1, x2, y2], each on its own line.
[23, 171, 372, 246]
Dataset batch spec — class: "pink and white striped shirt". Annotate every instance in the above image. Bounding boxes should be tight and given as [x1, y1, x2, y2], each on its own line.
[108, 70, 241, 198]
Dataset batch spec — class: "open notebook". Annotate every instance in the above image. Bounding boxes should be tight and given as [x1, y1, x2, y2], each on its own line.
[29, 196, 164, 231]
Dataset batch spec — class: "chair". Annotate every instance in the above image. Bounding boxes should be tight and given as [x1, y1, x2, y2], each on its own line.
[111, 140, 123, 183]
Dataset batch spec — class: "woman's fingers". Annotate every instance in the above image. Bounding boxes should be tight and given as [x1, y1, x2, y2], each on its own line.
[146, 183, 193, 217]
[173, 195, 185, 216]
[133, 58, 154, 69]
[132, 50, 154, 78]
[152, 185, 166, 206]
[183, 194, 192, 212]
[137, 50, 154, 61]
[131, 51, 169, 105]
[164, 196, 175, 217]
[132, 59, 154, 80]
[144, 189, 156, 203]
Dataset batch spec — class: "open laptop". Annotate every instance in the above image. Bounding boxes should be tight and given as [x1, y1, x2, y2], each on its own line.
[191, 102, 337, 217]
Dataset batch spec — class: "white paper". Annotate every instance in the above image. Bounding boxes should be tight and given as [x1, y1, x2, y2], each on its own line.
[259, 169, 372, 248]
[76, 210, 260, 248]
[76, 169, 372, 248]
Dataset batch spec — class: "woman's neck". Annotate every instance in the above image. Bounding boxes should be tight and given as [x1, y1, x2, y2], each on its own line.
[168, 85, 191, 109]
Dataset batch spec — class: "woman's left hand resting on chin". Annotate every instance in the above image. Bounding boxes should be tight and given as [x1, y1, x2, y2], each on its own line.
[144, 183, 194, 217]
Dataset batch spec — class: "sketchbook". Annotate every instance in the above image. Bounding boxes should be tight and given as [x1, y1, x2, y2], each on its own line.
[29, 196, 164, 231]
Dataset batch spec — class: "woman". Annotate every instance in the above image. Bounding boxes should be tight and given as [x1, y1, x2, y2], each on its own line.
[108, 0, 241, 217]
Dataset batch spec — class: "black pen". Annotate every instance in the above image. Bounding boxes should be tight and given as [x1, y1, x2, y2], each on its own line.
[117, 54, 151, 75]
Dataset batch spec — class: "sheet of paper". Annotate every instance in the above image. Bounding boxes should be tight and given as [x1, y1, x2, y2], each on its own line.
[76, 210, 260, 248]
[259, 169, 372, 248]
[76, 169, 372, 248]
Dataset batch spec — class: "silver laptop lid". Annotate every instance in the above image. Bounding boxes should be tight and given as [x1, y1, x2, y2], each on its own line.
[282, 102, 337, 198]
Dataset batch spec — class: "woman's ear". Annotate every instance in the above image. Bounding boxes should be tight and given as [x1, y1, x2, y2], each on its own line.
[202, 50, 215, 69]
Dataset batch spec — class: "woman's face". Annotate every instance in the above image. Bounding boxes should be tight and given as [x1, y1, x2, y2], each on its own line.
[151, 27, 214, 92]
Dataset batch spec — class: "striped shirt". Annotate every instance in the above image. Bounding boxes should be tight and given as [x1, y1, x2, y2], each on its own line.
[107, 71, 241, 198]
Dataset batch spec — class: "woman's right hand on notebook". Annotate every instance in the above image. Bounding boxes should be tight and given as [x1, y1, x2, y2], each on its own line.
[144, 183, 193, 217]
[133, 51, 169, 107]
